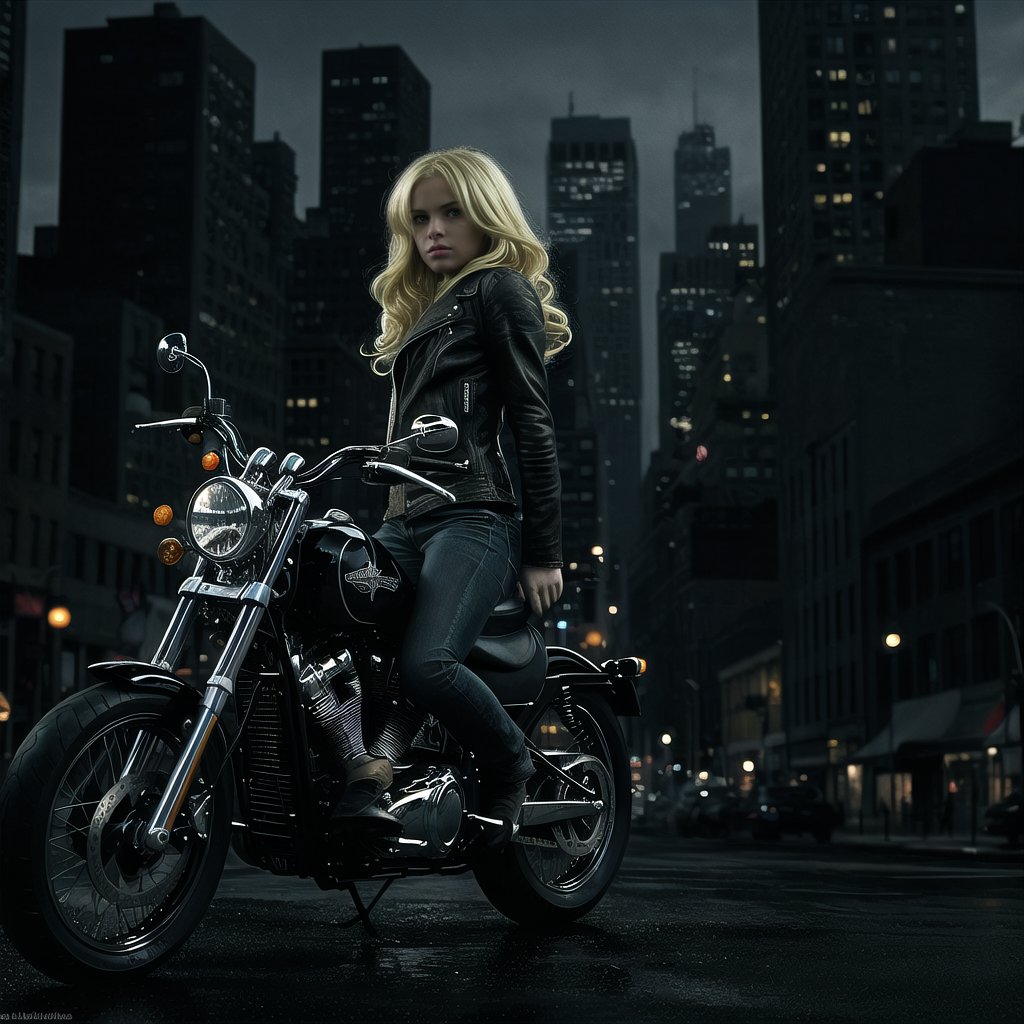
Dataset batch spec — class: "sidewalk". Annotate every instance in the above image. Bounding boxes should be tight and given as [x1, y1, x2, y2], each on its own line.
[833, 825, 1024, 863]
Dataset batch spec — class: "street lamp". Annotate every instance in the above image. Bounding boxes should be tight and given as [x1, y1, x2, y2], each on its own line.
[47, 606, 72, 630]
[983, 601, 1024, 792]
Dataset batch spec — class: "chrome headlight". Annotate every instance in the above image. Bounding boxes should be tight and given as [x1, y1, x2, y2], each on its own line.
[186, 478, 268, 562]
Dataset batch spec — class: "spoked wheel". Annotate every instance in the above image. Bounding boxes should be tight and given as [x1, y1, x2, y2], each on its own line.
[0, 684, 232, 983]
[473, 694, 631, 925]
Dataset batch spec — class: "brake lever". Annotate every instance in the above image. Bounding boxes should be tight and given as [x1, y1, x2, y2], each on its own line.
[362, 460, 456, 502]
[132, 417, 200, 434]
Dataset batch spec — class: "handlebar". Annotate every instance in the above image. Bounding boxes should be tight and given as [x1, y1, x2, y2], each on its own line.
[362, 461, 456, 502]
[132, 417, 201, 433]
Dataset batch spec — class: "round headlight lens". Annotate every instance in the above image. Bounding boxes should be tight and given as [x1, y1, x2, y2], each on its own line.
[188, 480, 252, 560]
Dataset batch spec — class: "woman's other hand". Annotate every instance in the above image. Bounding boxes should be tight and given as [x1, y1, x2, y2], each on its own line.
[516, 566, 563, 617]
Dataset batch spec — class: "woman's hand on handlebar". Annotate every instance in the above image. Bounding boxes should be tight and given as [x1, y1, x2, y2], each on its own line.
[516, 566, 563, 617]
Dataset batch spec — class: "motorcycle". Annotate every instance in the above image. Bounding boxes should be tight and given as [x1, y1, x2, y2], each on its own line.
[0, 332, 643, 983]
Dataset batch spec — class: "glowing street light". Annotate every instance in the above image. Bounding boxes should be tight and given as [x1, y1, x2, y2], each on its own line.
[884, 632, 902, 649]
[47, 606, 72, 630]
[660, 733, 673, 746]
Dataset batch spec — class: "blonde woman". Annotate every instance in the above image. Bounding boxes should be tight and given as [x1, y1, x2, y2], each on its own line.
[351, 147, 570, 842]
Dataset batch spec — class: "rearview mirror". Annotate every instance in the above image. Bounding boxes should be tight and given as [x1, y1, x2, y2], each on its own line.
[411, 414, 458, 454]
[157, 332, 188, 374]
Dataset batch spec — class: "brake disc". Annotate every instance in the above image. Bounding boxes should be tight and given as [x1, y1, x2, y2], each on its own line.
[86, 773, 187, 908]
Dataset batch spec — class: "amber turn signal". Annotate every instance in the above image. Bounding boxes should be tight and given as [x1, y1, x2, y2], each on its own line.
[201, 451, 220, 471]
[152, 504, 174, 527]
[157, 538, 185, 565]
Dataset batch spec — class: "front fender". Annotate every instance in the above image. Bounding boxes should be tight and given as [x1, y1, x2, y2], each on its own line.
[88, 659, 203, 697]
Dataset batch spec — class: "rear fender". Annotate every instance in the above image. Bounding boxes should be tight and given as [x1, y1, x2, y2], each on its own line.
[554, 672, 641, 719]
[544, 648, 642, 719]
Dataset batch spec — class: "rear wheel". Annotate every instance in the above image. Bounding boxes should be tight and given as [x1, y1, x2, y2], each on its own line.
[473, 693, 630, 925]
[0, 684, 232, 983]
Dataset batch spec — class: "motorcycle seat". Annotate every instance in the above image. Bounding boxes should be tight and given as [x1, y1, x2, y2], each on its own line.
[467, 624, 548, 705]
[480, 597, 531, 637]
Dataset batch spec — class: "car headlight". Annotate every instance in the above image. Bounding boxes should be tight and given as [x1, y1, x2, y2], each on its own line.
[186, 477, 268, 562]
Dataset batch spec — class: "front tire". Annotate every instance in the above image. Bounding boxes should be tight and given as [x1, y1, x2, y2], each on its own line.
[474, 694, 631, 925]
[0, 683, 232, 984]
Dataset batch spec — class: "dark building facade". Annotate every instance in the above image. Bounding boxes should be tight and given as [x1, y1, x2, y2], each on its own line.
[674, 123, 732, 258]
[657, 222, 760, 452]
[288, 46, 429, 519]
[52, 2, 292, 453]
[547, 116, 643, 564]
[782, 263, 1022, 819]
[884, 121, 1023, 270]
[0, 0, 25, 369]
[759, 0, 980, 340]
[4, 3, 296, 766]
[633, 279, 780, 784]
[545, 244, 606, 653]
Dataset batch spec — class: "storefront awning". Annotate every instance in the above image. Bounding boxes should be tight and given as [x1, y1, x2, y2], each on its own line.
[849, 690, 959, 762]
[912, 682, 1005, 754]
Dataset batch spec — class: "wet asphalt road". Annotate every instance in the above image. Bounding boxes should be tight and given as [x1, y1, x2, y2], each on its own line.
[1, 832, 1021, 1023]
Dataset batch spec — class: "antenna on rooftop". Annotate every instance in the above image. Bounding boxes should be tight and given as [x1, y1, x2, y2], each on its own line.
[569, 90, 575, 117]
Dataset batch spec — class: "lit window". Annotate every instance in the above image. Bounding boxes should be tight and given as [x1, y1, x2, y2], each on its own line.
[814, 193, 828, 206]
[761, 413, 770, 421]
[308, 397, 319, 408]
[723, 373, 733, 383]
[297, 398, 307, 408]
[883, 5, 896, 17]
[886, 37, 897, 53]
[816, 162, 827, 173]
[857, 99, 874, 115]
[828, 130, 852, 148]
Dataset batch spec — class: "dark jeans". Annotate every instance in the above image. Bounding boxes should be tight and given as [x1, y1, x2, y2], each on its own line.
[374, 505, 533, 779]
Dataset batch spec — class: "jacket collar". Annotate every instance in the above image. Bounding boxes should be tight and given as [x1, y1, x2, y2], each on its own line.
[394, 268, 487, 362]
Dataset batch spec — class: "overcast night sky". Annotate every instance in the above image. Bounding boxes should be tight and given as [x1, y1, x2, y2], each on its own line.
[19, 0, 1024, 460]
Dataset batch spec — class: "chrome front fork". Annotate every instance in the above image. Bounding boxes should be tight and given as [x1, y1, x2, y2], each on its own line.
[142, 492, 309, 852]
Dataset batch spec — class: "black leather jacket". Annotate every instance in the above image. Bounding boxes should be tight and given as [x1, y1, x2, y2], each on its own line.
[382, 266, 562, 568]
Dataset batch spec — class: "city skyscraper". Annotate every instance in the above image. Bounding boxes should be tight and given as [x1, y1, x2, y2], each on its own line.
[760, 0, 990, 803]
[674, 123, 731, 258]
[547, 115, 642, 560]
[288, 46, 429, 519]
[0, 0, 25, 369]
[51, 2, 293, 455]
[657, 221, 759, 452]
[759, 0, 980, 341]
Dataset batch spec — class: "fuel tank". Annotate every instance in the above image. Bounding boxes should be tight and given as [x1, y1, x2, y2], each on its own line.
[291, 515, 413, 631]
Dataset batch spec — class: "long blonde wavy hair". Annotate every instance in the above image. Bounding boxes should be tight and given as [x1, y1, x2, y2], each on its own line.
[365, 147, 571, 375]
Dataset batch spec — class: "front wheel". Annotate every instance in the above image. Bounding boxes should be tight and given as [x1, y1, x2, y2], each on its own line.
[0, 683, 232, 983]
[473, 693, 631, 925]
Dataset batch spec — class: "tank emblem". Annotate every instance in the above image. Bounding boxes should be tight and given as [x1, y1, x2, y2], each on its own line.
[344, 562, 400, 599]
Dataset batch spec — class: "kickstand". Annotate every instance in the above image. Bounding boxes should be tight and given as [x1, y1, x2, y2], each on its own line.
[337, 877, 397, 931]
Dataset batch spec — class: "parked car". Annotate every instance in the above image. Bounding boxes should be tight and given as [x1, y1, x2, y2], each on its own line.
[672, 780, 743, 838]
[743, 784, 842, 843]
[984, 792, 1022, 847]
